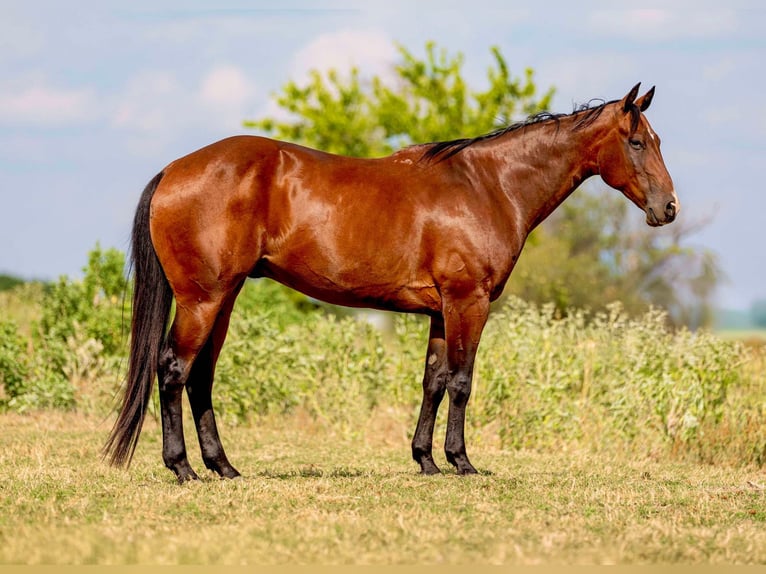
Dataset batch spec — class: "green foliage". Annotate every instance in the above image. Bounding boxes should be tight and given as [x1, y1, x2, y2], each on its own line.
[216, 309, 387, 436]
[0, 273, 24, 292]
[0, 282, 45, 342]
[233, 278, 326, 330]
[250, 66, 383, 158]
[508, 189, 723, 327]
[0, 244, 128, 412]
[39, 243, 128, 356]
[0, 318, 74, 412]
[3, 247, 759, 466]
[244, 41, 554, 156]
[0, 320, 28, 403]
[474, 299, 744, 455]
[197, 289, 757, 465]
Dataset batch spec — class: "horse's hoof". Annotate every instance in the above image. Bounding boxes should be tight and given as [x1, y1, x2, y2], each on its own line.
[220, 467, 242, 480]
[447, 453, 477, 475]
[176, 470, 200, 484]
[420, 464, 442, 476]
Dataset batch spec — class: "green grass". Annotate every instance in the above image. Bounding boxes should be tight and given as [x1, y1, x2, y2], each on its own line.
[1, 411, 765, 565]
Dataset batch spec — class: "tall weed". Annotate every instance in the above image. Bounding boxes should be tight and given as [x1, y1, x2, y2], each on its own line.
[472, 299, 746, 460]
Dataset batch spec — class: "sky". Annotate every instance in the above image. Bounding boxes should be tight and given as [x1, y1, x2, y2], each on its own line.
[0, 1, 764, 310]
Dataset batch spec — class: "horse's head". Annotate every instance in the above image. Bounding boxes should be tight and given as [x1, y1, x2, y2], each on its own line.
[598, 83, 678, 227]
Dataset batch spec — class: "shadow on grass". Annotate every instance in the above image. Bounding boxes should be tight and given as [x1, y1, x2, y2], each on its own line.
[253, 466, 371, 480]
[245, 466, 496, 480]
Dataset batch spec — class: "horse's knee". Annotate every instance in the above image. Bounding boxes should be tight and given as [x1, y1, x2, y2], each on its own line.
[446, 374, 472, 407]
[423, 350, 448, 389]
[424, 369, 447, 397]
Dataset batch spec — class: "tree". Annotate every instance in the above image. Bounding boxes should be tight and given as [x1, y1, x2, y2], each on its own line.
[0, 274, 24, 292]
[508, 189, 722, 327]
[245, 41, 721, 327]
[244, 41, 554, 156]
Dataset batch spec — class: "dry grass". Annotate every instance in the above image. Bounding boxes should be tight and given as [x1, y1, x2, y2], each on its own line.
[0, 410, 765, 565]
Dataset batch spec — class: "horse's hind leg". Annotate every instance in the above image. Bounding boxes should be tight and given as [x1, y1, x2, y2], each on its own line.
[185, 283, 243, 479]
[159, 297, 225, 483]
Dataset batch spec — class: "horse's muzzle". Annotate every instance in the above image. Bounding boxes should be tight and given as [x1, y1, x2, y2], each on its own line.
[647, 199, 678, 227]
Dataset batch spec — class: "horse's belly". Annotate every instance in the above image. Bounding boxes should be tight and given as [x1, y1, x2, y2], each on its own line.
[256, 255, 441, 314]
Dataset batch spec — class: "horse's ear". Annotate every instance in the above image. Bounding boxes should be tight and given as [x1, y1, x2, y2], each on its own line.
[636, 85, 655, 112]
[622, 82, 641, 113]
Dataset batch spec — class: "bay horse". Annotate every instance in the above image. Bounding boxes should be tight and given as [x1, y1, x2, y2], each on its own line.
[104, 83, 678, 482]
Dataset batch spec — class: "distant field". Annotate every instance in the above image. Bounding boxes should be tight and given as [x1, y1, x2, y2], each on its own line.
[1, 411, 765, 565]
[716, 329, 766, 343]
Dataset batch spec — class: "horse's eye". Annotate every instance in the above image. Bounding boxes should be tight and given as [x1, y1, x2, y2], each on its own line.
[629, 139, 644, 150]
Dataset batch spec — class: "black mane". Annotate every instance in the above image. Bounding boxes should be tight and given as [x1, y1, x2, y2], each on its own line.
[420, 98, 632, 163]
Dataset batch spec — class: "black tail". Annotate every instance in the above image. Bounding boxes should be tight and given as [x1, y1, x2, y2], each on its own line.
[103, 172, 173, 468]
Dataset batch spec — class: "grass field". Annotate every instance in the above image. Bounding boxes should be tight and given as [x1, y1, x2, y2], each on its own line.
[717, 329, 766, 344]
[1, 410, 765, 565]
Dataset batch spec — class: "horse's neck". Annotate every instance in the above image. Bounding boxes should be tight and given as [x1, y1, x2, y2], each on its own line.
[469, 117, 607, 233]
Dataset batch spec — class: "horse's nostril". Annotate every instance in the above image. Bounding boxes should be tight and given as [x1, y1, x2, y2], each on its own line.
[665, 201, 677, 219]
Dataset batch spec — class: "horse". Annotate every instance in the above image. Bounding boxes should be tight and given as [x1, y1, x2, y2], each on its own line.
[104, 83, 678, 482]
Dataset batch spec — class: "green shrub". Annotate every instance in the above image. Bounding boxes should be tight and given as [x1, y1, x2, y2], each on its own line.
[472, 299, 745, 459]
[0, 318, 75, 412]
[216, 307, 387, 434]
[39, 244, 128, 356]
[210, 294, 754, 464]
[2, 245, 128, 411]
[0, 320, 29, 406]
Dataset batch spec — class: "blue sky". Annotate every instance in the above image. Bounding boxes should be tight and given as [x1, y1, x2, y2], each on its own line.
[1, 1, 764, 310]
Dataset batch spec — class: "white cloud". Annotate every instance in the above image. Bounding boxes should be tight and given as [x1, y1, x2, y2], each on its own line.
[0, 78, 97, 126]
[113, 65, 257, 133]
[243, 29, 399, 135]
[200, 65, 255, 109]
[110, 65, 259, 157]
[290, 29, 397, 84]
[588, 9, 737, 41]
[112, 70, 182, 134]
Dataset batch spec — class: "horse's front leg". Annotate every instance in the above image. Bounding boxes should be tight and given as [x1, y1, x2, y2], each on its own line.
[411, 315, 448, 474]
[442, 293, 489, 475]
